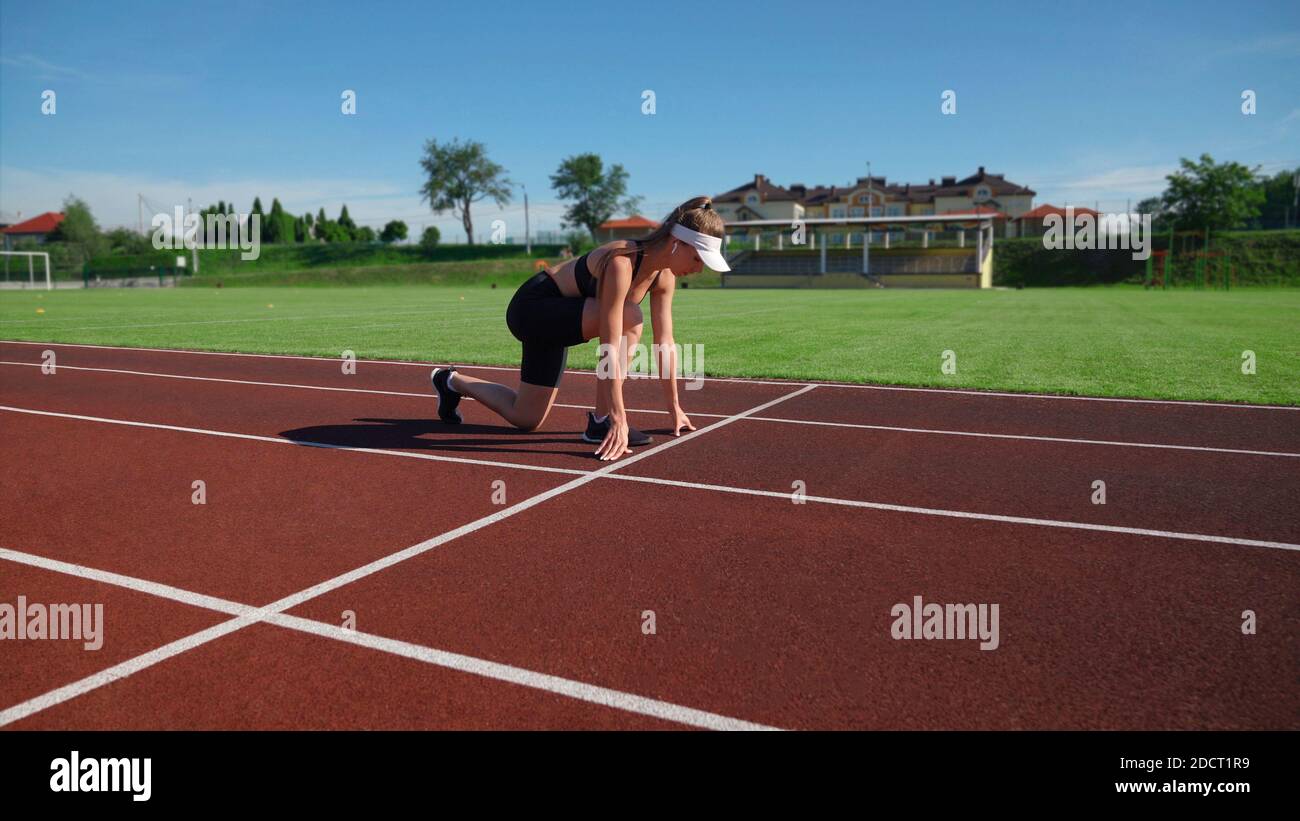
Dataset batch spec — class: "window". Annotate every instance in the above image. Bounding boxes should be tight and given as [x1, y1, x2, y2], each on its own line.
[850, 207, 864, 217]
[886, 205, 903, 216]
[831, 207, 846, 218]
[858, 194, 869, 204]
[975, 186, 991, 202]
[870, 206, 882, 217]
[746, 194, 758, 205]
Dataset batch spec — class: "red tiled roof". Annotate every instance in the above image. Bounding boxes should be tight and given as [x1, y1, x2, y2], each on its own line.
[1016, 204, 1100, 220]
[1, 211, 64, 234]
[598, 215, 658, 230]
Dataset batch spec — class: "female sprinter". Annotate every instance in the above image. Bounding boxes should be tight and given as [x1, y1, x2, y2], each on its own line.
[429, 196, 730, 462]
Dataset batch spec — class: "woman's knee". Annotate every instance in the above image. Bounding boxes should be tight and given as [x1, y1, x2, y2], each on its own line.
[623, 302, 644, 335]
[514, 415, 545, 432]
[513, 383, 557, 431]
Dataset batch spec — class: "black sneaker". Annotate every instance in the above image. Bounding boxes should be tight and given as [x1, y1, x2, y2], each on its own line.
[431, 367, 463, 424]
[582, 411, 651, 446]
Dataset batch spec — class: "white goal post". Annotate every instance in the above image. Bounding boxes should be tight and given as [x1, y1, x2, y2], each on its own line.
[0, 251, 53, 290]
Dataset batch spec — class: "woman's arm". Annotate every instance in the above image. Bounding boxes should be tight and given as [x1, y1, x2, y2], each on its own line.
[595, 253, 633, 459]
[649, 271, 679, 409]
[650, 272, 696, 437]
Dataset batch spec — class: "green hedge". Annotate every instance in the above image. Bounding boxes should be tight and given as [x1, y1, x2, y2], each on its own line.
[994, 230, 1300, 287]
[194, 242, 566, 273]
[87, 242, 567, 278]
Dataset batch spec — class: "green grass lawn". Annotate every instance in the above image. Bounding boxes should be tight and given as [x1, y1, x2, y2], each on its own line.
[2, 285, 1296, 405]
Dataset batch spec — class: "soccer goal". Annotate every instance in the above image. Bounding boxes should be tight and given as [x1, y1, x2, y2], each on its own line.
[0, 251, 53, 290]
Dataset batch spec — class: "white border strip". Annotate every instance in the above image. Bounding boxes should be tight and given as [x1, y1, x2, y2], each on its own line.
[3, 361, 1294, 458]
[3, 339, 1295, 410]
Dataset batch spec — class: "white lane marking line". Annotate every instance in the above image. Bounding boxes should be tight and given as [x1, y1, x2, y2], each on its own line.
[5, 402, 1297, 551]
[0, 307, 500, 331]
[0, 547, 776, 731]
[262, 385, 818, 612]
[0, 617, 261, 728]
[3, 339, 1294, 410]
[4, 361, 1295, 458]
[0, 548, 250, 616]
[0, 361, 434, 397]
[263, 613, 777, 730]
[0, 386, 815, 729]
[0, 405, 591, 478]
[599, 473, 1300, 552]
[740, 414, 1300, 459]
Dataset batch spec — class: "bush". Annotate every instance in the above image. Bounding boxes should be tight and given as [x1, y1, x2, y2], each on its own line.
[993, 230, 1300, 287]
[565, 229, 594, 254]
[420, 226, 441, 253]
[381, 220, 409, 244]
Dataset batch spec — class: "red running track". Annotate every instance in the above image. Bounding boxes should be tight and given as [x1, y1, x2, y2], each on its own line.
[0, 340, 1297, 730]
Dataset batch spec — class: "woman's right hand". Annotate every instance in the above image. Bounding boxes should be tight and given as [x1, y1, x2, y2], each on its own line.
[595, 413, 630, 461]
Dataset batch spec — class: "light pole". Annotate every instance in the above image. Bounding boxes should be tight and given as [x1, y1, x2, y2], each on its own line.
[521, 183, 531, 255]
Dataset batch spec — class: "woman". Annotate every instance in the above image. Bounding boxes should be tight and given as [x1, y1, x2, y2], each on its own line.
[430, 196, 730, 462]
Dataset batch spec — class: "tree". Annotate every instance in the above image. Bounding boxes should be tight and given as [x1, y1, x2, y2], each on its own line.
[264, 198, 285, 243]
[105, 227, 151, 255]
[550, 153, 642, 239]
[1135, 196, 1170, 233]
[380, 220, 409, 243]
[1247, 168, 1300, 229]
[418, 137, 513, 245]
[355, 225, 376, 243]
[420, 225, 441, 253]
[1161, 154, 1265, 232]
[50, 195, 106, 266]
[337, 204, 358, 241]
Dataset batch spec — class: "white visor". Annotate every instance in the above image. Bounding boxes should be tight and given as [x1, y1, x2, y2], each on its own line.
[670, 223, 730, 272]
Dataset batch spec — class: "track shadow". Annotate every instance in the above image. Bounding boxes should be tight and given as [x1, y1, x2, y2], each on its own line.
[279, 417, 666, 460]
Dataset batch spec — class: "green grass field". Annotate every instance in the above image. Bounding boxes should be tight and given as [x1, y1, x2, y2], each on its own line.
[2, 285, 1296, 405]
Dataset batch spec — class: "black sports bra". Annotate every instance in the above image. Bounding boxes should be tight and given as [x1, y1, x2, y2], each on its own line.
[574, 240, 654, 299]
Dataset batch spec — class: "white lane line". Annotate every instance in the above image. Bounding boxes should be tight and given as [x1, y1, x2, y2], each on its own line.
[3, 361, 1295, 458]
[3, 339, 1294, 410]
[0, 385, 815, 729]
[0, 616, 263, 728]
[265, 613, 776, 730]
[597, 474, 1300, 553]
[0, 548, 250, 616]
[0, 361, 434, 398]
[4, 402, 1296, 551]
[0, 405, 591, 478]
[0, 307, 500, 331]
[741, 414, 1300, 459]
[0, 547, 775, 731]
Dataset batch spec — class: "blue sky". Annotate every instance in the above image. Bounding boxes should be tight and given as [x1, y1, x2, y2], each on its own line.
[1, 0, 1297, 239]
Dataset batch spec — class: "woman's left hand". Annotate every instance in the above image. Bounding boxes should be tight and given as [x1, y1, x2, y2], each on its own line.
[669, 405, 696, 437]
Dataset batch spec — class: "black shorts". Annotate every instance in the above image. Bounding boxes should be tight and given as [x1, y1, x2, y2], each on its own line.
[506, 271, 589, 388]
